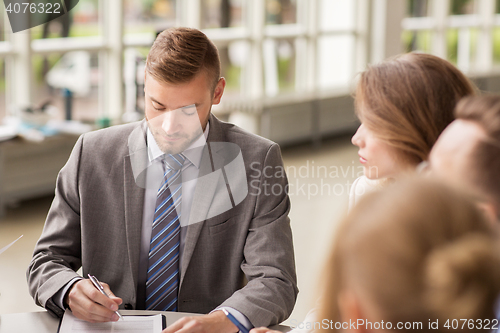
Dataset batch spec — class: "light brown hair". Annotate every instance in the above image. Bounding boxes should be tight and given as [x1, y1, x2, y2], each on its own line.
[320, 178, 500, 332]
[355, 53, 476, 165]
[454, 95, 500, 217]
[146, 27, 221, 93]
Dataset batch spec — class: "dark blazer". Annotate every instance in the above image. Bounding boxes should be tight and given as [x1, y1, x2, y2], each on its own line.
[27, 114, 298, 327]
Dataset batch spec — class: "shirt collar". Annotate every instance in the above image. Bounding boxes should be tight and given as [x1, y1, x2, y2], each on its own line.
[147, 122, 210, 170]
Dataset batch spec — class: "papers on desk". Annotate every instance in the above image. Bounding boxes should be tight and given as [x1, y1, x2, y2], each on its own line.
[59, 310, 165, 333]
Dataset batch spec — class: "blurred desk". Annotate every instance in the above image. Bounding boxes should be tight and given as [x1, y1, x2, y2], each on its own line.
[0, 134, 79, 216]
[0, 310, 291, 332]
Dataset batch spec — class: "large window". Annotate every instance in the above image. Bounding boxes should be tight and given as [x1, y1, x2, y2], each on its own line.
[124, 0, 176, 34]
[1, 0, 366, 122]
[201, 0, 244, 28]
[317, 0, 357, 90]
[27, 0, 103, 122]
[403, 0, 499, 73]
[0, 3, 8, 120]
[265, 0, 297, 25]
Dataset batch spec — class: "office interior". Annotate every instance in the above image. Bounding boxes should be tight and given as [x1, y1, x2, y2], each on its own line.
[2, 0, 500, 327]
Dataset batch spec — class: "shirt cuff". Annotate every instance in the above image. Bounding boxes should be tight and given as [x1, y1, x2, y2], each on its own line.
[212, 307, 254, 332]
[52, 277, 83, 310]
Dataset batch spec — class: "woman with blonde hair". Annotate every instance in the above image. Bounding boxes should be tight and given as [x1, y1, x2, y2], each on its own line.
[252, 178, 500, 333]
[350, 52, 476, 209]
[320, 178, 500, 332]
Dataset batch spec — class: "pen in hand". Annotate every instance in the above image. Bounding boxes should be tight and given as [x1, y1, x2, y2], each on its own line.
[88, 274, 124, 321]
[222, 308, 250, 333]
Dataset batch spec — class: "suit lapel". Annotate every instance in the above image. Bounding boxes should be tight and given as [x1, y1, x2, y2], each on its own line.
[123, 121, 147, 293]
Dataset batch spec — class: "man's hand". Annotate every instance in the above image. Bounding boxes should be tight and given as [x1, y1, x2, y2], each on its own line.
[162, 310, 239, 333]
[250, 328, 281, 333]
[64, 279, 123, 323]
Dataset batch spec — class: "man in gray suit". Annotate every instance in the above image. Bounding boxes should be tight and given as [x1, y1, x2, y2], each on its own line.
[27, 28, 298, 333]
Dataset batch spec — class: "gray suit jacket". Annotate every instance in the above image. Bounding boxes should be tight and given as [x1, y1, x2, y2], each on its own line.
[27, 114, 298, 327]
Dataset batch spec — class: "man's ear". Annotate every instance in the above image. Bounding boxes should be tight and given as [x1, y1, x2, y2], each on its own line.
[339, 290, 369, 333]
[212, 77, 226, 105]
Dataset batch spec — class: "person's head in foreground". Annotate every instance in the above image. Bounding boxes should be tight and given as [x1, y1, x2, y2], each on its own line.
[320, 178, 500, 333]
[429, 95, 500, 223]
[352, 53, 476, 180]
[144, 27, 226, 155]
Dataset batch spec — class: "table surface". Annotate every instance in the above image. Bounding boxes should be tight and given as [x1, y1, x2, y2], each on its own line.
[0, 310, 290, 332]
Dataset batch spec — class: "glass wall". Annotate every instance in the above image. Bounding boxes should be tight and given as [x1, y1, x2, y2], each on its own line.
[265, 0, 296, 25]
[2, 0, 366, 122]
[402, 0, 499, 73]
[0, 3, 6, 120]
[403, 0, 431, 53]
[494, 0, 500, 63]
[31, 0, 101, 40]
[201, 0, 244, 28]
[124, 0, 176, 35]
[317, 0, 356, 89]
[26, 0, 102, 122]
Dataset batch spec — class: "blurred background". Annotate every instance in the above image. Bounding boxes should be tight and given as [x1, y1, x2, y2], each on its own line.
[1, 0, 500, 327]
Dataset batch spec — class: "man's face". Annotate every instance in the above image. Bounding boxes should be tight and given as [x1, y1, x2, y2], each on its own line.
[144, 72, 224, 155]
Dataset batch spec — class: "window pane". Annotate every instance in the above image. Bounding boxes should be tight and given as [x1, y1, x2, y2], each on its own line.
[32, 52, 100, 122]
[32, 0, 101, 40]
[0, 3, 5, 42]
[124, 0, 176, 35]
[403, 30, 432, 53]
[0, 57, 5, 119]
[439, 27, 478, 71]
[407, 0, 429, 17]
[318, 35, 354, 89]
[450, 0, 476, 15]
[201, 0, 245, 29]
[320, 0, 356, 31]
[263, 39, 295, 95]
[0, 5, 5, 119]
[265, 0, 297, 25]
[494, 27, 500, 63]
[276, 40, 295, 91]
[125, 47, 150, 116]
[220, 41, 247, 95]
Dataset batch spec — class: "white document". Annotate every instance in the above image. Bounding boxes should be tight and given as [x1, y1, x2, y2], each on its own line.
[0, 235, 23, 256]
[59, 309, 164, 333]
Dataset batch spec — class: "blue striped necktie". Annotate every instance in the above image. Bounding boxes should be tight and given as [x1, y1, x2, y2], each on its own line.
[145, 153, 185, 311]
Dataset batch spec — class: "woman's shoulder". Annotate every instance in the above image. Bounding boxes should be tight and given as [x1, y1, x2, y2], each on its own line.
[349, 176, 386, 211]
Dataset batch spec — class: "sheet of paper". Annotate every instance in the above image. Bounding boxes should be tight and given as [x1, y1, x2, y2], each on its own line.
[59, 309, 163, 333]
[0, 235, 23, 256]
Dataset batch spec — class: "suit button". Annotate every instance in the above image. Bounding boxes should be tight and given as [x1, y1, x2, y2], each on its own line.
[124, 303, 133, 310]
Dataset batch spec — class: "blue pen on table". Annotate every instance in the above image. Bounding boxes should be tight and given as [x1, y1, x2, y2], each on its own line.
[87, 274, 124, 321]
[222, 308, 250, 333]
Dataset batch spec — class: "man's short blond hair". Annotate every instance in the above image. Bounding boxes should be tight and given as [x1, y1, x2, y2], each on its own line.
[146, 27, 221, 93]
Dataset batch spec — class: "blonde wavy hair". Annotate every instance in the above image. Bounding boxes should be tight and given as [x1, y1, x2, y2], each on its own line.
[320, 178, 500, 332]
[355, 53, 476, 165]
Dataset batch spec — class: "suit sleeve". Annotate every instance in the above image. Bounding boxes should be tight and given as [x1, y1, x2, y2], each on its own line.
[26, 135, 85, 318]
[219, 143, 298, 327]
